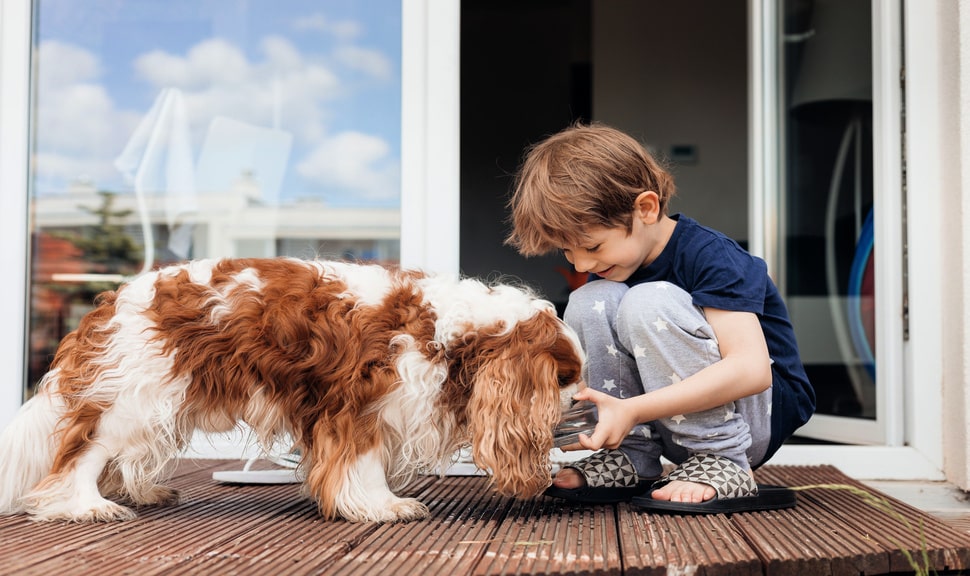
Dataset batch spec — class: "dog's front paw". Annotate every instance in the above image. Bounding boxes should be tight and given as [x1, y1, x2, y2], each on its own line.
[28, 498, 137, 523]
[340, 496, 429, 523]
[384, 497, 430, 522]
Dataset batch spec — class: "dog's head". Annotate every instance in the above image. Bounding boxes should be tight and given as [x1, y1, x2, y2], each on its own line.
[446, 305, 584, 497]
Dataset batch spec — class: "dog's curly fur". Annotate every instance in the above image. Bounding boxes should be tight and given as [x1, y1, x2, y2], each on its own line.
[0, 258, 584, 523]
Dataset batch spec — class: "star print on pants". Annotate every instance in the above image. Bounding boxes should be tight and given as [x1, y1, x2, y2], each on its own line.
[652, 317, 669, 331]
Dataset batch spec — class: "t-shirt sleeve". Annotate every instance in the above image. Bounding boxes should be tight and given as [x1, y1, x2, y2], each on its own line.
[686, 237, 768, 315]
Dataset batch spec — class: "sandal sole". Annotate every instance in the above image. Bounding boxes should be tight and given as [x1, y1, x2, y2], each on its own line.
[544, 478, 658, 504]
[630, 484, 796, 514]
[212, 469, 304, 484]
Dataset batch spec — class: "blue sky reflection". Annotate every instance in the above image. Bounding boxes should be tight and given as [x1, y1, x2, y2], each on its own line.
[33, 0, 402, 207]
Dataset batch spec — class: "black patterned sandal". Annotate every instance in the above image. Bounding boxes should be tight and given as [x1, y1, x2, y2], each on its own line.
[544, 449, 658, 503]
[631, 453, 796, 514]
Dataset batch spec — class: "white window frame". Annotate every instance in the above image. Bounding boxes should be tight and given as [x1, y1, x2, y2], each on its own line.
[0, 0, 32, 430]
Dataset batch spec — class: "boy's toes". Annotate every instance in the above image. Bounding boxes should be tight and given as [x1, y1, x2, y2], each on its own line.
[651, 480, 716, 503]
[552, 467, 585, 489]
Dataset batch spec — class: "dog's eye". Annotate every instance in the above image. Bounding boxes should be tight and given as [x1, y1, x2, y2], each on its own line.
[558, 372, 578, 388]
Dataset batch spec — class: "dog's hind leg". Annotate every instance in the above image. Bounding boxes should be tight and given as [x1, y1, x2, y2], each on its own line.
[23, 389, 184, 521]
[0, 390, 61, 515]
[23, 441, 136, 522]
[102, 389, 188, 509]
[110, 449, 182, 509]
[98, 461, 181, 508]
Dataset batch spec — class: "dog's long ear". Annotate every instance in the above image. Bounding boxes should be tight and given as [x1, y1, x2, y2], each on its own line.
[466, 313, 565, 498]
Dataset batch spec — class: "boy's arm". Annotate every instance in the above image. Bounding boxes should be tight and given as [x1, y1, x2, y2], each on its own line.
[569, 308, 773, 451]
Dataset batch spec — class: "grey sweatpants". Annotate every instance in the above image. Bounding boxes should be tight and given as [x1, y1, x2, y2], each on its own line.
[563, 280, 772, 479]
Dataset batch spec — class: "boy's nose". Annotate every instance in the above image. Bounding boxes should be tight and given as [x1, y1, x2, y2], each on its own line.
[572, 255, 595, 273]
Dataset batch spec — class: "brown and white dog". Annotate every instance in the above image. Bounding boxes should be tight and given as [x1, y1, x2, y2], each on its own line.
[0, 258, 584, 523]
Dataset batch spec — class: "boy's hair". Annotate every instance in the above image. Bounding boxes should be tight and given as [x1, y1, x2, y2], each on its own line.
[505, 122, 676, 256]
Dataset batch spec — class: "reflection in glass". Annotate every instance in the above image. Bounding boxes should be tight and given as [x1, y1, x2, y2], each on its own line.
[27, 0, 402, 394]
[782, 0, 875, 419]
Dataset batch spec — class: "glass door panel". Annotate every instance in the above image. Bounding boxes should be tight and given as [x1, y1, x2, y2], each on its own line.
[783, 0, 874, 419]
[27, 0, 402, 395]
[776, 0, 896, 444]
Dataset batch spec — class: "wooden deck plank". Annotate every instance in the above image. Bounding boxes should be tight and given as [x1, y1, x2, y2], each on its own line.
[159, 460, 408, 575]
[1, 460, 969, 575]
[0, 460, 225, 574]
[760, 465, 970, 574]
[732, 503, 889, 576]
[689, 465, 888, 576]
[473, 492, 621, 575]
[8, 461, 320, 575]
[327, 476, 510, 576]
[618, 505, 762, 576]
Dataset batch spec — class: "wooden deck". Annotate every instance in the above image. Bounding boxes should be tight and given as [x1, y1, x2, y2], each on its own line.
[2, 459, 970, 575]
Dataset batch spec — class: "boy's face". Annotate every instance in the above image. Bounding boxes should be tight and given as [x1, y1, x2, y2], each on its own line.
[561, 223, 653, 282]
[559, 191, 669, 282]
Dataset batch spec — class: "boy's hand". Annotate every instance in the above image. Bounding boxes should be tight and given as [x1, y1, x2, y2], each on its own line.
[558, 387, 639, 451]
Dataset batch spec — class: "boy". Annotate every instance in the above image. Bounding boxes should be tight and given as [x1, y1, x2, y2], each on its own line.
[506, 123, 815, 513]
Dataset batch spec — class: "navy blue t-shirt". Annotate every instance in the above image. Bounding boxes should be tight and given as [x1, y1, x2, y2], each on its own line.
[626, 214, 815, 455]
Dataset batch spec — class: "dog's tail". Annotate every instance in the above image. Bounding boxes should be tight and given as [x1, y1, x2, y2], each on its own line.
[0, 387, 61, 514]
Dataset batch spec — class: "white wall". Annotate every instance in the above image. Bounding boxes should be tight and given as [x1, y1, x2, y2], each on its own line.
[594, 0, 749, 243]
[903, 0, 963, 485]
[940, 0, 970, 490]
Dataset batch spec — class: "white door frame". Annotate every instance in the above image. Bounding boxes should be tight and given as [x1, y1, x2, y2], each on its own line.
[400, 0, 460, 275]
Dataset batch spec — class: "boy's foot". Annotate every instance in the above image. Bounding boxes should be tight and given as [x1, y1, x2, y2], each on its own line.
[544, 449, 657, 503]
[631, 453, 796, 514]
[646, 478, 717, 503]
[554, 461, 717, 503]
[550, 466, 585, 488]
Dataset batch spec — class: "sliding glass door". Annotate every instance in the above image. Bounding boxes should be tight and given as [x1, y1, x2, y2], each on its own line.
[753, 0, 904, 445]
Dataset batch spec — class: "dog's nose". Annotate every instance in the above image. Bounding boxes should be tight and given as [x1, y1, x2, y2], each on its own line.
[559, 382, 582, 409]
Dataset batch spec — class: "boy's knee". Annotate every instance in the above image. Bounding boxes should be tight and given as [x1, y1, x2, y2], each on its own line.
[565, 280, 628, 320]
[615, 282, 715, 348]
[568, 279, 628, 303]
[616, 282, 693, 322]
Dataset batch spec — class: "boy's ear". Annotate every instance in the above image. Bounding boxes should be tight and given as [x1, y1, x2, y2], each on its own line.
[634, 191, 661, 223]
